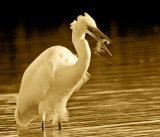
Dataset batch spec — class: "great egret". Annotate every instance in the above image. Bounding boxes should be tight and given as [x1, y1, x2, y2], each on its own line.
[14, 12, 111, 131]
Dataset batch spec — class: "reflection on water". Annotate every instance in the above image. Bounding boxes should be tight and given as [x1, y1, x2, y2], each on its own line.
[0, 22, 160, 136]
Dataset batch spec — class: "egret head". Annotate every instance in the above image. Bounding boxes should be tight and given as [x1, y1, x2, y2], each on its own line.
[70, 12, 112, 56]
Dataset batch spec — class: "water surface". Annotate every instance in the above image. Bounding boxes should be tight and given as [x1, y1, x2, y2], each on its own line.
[0, 22, 160, 136]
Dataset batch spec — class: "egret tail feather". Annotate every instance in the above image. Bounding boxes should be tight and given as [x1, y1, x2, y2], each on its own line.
[14, 107, 36, 127]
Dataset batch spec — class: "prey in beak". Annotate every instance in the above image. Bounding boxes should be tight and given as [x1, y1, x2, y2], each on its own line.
[87, 25, 112, 56]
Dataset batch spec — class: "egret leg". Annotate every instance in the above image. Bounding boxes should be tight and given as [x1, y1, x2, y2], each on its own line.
[58, 122, 61, 130]
[41, 112, 46, 131]
[42, 121, 45, 131]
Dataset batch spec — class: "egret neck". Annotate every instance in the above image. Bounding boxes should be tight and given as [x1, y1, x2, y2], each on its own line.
[72, 28, 91, 76]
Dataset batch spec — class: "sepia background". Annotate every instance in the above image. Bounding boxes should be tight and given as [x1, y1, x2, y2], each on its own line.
[0, 1, 160, 137]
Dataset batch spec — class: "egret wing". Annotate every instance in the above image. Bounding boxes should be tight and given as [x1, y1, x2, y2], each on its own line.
[15, 46, 78, 126]
[15, 56, 56, 126]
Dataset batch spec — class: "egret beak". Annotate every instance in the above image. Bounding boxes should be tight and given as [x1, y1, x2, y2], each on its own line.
[87, 25, 112, 56]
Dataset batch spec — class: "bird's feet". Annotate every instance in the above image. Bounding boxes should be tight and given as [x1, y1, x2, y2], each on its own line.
[42, 121, 61, 131]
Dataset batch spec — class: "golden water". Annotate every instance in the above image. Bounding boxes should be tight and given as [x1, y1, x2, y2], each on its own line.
[0, 22, 160, 136]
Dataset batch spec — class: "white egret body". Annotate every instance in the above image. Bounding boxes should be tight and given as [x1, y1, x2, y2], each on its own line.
[14, 12, 111, 130]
